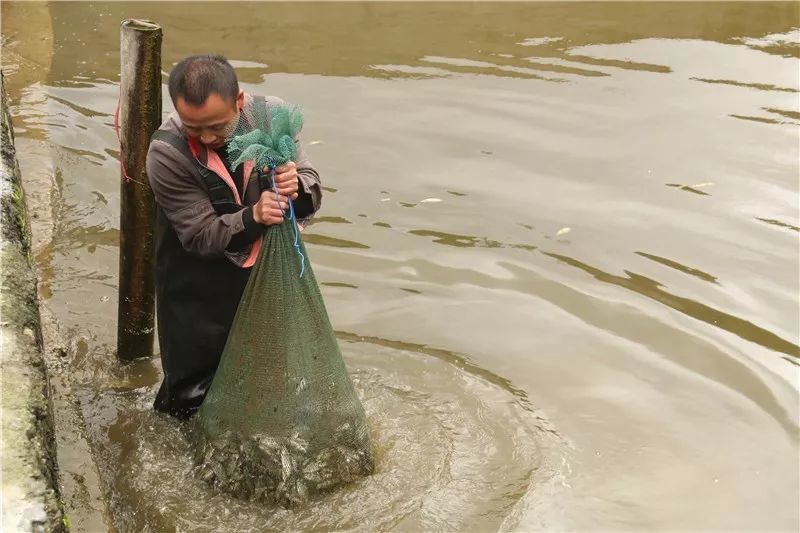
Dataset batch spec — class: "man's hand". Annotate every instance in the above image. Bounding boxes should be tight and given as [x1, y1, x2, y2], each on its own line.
[252, 191, 289, 225]
[271, 162, 299, 200]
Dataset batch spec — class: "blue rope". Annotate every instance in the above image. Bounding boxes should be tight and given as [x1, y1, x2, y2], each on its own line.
[271, 167, 305, 278]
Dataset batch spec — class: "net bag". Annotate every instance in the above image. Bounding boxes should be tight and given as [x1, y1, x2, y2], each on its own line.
[191, 99, 374, 506]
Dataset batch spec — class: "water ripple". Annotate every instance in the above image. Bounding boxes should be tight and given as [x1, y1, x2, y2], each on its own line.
[543, 251, 800, 359]
[77, 338, 561, 532]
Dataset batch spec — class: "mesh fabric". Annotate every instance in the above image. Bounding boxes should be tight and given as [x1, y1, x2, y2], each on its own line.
[192, 100, 373, 506]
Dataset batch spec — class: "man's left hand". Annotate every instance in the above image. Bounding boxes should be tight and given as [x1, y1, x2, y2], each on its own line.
[271, 162, 299, 200]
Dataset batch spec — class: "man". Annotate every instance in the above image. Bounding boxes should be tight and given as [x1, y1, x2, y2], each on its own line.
[146, 55, 322, 418]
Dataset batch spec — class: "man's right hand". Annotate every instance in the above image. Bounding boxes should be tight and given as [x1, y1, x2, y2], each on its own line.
[252, 191, 288, 225]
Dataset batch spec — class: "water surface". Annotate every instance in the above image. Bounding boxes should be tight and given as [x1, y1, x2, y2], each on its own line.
[2, 2, 798, 531]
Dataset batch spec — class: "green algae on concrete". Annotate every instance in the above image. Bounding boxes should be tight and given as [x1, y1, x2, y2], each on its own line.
[1, 72, 66, 532]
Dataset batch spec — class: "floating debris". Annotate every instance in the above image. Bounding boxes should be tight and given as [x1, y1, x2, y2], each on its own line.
[308, 140, 324, 146]
[555, 227, 571, 237]
[420, 198, 442, 203]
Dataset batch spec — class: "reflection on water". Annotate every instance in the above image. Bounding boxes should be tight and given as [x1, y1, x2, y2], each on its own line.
[409, 228, 539, 252]
[542, 251, 799, 359]
[691, 77, 800, 93]
[732, 112, 795, 125]
[320, 282, 358, 289]
[302, 233, 370, 249]
[666, 182, 712, 196]
[310, 215, 352, 225]
[2, 1, 799, 531]
[635, 251, 719, 284]
[756, 217, 800, 232]
[410, 229, 504, 249]
[6, 2, 800, 87]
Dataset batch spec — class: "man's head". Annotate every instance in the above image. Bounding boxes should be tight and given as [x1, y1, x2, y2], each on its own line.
[168, 55, 244, 148]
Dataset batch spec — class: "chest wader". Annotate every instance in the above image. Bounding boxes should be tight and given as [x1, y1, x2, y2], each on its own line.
[150, 129, 251, 419]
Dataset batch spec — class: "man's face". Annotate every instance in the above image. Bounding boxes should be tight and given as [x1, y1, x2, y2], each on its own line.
[175, 90, 244, 149]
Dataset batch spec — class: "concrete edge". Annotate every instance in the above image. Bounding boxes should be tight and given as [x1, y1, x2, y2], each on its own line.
[1, 73, 66, 531]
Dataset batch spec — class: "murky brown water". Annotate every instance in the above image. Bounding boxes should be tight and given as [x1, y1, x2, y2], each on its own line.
[3, 2, 799, 531]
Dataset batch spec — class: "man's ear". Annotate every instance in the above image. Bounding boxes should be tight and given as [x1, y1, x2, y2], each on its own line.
[236, 90, 245, 111]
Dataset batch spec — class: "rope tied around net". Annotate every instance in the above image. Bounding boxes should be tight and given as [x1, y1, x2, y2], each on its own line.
[268, 165, 306, 278]
[228, 100, 308, 277]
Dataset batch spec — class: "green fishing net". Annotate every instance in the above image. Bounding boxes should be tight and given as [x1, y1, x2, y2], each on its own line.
[191, 98, 374, 506]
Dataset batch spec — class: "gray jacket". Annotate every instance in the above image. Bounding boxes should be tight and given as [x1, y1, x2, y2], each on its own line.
[146, 93, 321, 265]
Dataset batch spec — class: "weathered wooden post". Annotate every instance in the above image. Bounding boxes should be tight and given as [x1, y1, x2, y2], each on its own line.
[117, 19, 161, 361]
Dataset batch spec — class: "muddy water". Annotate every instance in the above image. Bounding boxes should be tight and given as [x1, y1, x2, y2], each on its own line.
[2, 2, 799, 531]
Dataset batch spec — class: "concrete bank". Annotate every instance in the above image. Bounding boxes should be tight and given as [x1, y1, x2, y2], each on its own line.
[1, 72, 66, 532]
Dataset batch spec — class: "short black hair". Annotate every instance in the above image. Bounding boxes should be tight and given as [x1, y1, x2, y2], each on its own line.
[168, 54, 239, 107]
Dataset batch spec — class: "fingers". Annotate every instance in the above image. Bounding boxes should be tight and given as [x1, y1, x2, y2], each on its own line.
[265, 199, 289, 213]
[254, 192, 290, 225]
[262, 209, 286, 225]
[273, 163, 298, 185]
[274, 161, 296, 174]
[276, 184, 299, 197]
[275, 171, 299, 198]
[267, 189, 298, 206]
[258, 190, 289, 204]
[274, 171, 298, 186]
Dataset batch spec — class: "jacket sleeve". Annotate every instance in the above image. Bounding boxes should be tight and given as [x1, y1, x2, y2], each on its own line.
[294, 133, 322, 225]
[146, 140, 248, 257]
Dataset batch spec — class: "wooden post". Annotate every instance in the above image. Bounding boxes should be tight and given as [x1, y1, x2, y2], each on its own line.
[117, 19, 161, 361]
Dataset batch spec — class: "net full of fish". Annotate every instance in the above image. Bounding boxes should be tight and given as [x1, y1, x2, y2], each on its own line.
[190, 98, 374, 507]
